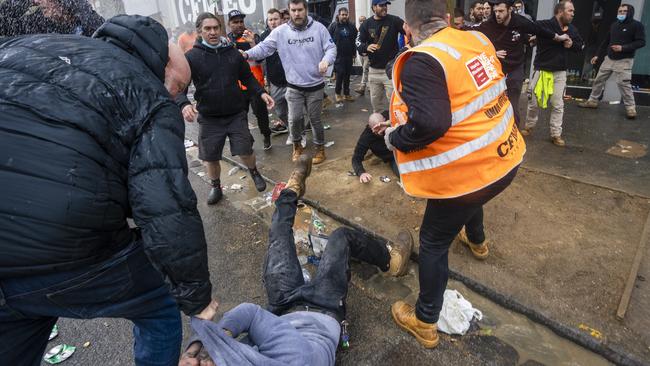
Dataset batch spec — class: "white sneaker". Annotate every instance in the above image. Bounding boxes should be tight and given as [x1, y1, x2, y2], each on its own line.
[285, 135, 293, 145]
[301, 134, 307, 148]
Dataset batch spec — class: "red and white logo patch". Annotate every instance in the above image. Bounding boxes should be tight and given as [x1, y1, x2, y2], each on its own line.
[465, 53, 498, 90]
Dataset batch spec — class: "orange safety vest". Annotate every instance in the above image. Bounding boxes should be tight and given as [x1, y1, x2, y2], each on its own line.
[236, 36, 265, 91]
[390, 27, 525, 199]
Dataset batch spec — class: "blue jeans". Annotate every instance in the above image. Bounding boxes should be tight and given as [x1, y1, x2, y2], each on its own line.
[0, 241, 182, 366]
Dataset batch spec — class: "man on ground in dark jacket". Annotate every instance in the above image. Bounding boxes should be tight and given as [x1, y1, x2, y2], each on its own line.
[0, 15, 218, 365]
[329, 7, 358, 102]
[179, 12, 274, 205]
[469, 0, 570, 128]
[352, 111, 398, 183]
[356, 0, 405, 112]
[262, 8, 290, 135]
[578, 4, 645, 119]
[0, 0, 103, 36]
[522, 0, 583, 147]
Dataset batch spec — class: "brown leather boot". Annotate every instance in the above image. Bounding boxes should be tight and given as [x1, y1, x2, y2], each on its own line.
[312, 144, 326, 165]
[457, 228, 489, 260]
[285, 153, 312, 198]
[387, 230, 413, 277]
[292, 142, 304, 162]
[391, 301, 439, 348]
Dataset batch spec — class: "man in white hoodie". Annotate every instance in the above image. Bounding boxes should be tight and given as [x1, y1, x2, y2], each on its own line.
[243, 0, 336, 165]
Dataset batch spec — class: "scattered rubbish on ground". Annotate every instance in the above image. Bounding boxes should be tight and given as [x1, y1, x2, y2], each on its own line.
[245, 196, 271, 211]
[307, 255, 321, 265]
[323, 124, 331, 130]
[437, 289, 482, 335]
[397, 181, 404, 189]
[197, 172, 206, 177]
[49, 325, 58, 341]
[478, 328, 493, 336]
[414, 226, 420, 231]
[347, 171, 356, 176]
[335, 103, 343, 108]
[361, 108, 368, 112]
[240, 175, 247, 180]
[578, 323, 603, 340]
[310, 210, 326, 234]
[43, 345, 76, 364]
[229, 184, 243, 191]
[309, 234, 329, 257]
[294, 229, 309, 248]
[380, 176, 391, 183]
[609, 100, 621, 105]
[354, 217, 362, 222]
[82, 342, 90, 348]
[606, 140, 647, 159]
[102, 322, 109, 327]
[227, 166, 240, 176]
[263, 191, 273, 204]
[302, 268, 311, 283]
[324, 141, 335, 148]
[184, 139, 195, 148]
[340, 320, 350, 349]
[298, 255, 308, 265]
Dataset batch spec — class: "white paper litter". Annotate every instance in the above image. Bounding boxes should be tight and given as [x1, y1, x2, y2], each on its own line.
[437, 289, 482, 335]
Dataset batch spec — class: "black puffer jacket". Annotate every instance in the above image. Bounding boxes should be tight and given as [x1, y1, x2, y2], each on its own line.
[0, 15, 212, 316]
[596, 5, 646, 60]
[0, 0, 104, 37]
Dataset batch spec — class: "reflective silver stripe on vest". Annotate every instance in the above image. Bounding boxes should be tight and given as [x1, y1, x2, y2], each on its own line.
[398, 106, 514, 174]
[469, 31, 488, 46]
[419, 42, 461, 60]
[451, 78, 507, 126]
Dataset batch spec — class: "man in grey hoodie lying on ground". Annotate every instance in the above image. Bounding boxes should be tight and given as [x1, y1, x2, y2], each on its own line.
[179, 152, 414, 366]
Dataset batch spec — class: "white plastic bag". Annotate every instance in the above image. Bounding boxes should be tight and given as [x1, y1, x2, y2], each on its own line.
[437, 289, 483, 335]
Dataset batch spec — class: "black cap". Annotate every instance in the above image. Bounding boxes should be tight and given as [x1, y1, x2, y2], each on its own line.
[228, 10, 246, 20]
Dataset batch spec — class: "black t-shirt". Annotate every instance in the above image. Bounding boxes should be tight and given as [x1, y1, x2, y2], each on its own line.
[357, 14, 405, 69]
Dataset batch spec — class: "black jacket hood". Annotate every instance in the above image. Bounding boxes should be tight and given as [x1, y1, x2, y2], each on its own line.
[622, 4, 635, 23]
[93, 15, 169, 82]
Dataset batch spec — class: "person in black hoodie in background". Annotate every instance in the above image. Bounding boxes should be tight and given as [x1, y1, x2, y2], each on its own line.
[329, 7, 358, 102]
[0, 14, 218, 365]
[0, 0, 103, 37]
[579, 3, 645, 119]
[178, 12, 274, 205]
[261, 8, 290, 135]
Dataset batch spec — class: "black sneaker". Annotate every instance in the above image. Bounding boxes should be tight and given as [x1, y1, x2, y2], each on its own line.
[270, 125, 288, 135]
[250, 168, 267, 192]
[263, 135, 272, 150]
[207, 186, 223, 205]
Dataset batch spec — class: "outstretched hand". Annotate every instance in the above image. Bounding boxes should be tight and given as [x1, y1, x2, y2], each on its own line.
[179, 342, 215, 366]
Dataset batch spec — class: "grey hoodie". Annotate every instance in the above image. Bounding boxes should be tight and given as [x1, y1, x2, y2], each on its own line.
[246, 16, 337, 88]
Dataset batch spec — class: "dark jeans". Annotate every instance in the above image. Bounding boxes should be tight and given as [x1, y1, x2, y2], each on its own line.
[334, 58, 353, 96]
[0, 241, 182, 366]
[244, 90, 272, 137]
[263, 190, 390, 321]
[416, 167, 519, 323]
[506, 65, 525, 129]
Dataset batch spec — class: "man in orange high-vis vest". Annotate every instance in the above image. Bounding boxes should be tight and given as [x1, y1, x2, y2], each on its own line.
[385, 0, 525, 348]
[227, 10, 273, 150]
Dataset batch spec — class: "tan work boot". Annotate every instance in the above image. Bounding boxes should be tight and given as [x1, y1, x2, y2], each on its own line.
[520, 128, 532, 137]
[322, 96, 333, 109]
[391, 301, 439, 349]
[292, 142, 304, 162]
[457, 228, 489, 260]
[387, 230, 413, 277]
[285, 153, 312, 198]
[578, 100, 598, 109]
[335, 94, 344, 103]
[626, 107, 637, 119]
[551, 136, 565, 147]
[344, 95, 355, 102]
[312, 144, 326, 165]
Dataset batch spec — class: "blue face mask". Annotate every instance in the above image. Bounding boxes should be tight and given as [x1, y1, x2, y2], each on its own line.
[617, 14, 626, 22]
[201, 39, 219, 49]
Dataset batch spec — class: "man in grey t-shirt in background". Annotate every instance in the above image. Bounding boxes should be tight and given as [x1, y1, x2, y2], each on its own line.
[243, 0, 336, 166]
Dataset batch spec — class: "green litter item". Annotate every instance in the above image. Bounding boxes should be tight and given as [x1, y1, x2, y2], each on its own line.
[44, 344, 76, 364]
[48, 324, 59, 341]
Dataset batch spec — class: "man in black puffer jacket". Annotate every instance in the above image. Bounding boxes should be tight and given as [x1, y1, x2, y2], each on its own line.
[0, 15, 217, 365]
